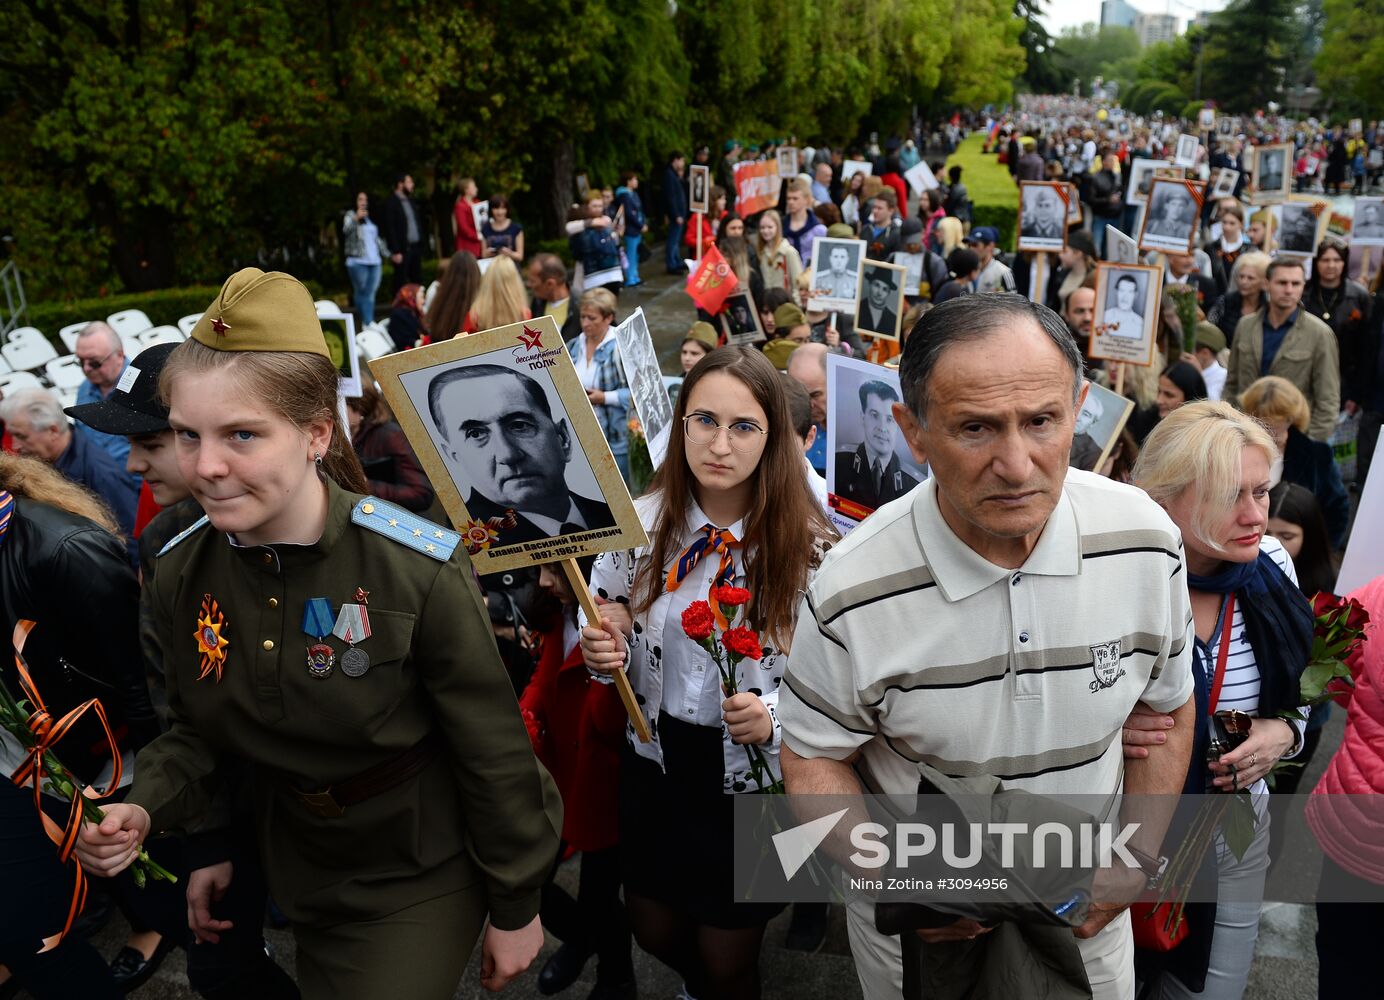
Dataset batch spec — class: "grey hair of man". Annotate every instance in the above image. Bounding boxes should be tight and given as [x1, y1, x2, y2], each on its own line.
[77, 320, 122, 355]
[898, 293, 1084, 427]
[0, 388, 69, 432]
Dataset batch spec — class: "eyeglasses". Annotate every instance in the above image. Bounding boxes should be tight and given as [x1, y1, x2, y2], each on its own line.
[80, 351, 116, 371]
[683, 413, 767, 451]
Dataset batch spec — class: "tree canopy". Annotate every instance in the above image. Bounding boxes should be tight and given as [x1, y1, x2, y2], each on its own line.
[0, 0, 1027, 301]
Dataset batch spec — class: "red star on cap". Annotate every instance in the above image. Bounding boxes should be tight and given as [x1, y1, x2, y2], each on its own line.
[210, 316, 231, 335]
[517, 326, 544, 351]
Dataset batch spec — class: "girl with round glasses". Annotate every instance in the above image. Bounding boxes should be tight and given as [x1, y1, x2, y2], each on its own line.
[580, 346, 834, 999]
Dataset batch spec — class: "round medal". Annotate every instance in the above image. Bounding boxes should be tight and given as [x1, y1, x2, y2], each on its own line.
[340, 647, 370, 677]
[306, 642, 335, 678]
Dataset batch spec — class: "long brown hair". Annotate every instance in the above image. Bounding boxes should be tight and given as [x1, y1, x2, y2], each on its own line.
[427, 252, 481, 340]
[0, 453, 121, 534]
[633, 347, 835, 646]
[160, 339, 368, 494]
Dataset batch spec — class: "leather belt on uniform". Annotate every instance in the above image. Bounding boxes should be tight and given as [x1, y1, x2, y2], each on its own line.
[288, 733, 443, 819]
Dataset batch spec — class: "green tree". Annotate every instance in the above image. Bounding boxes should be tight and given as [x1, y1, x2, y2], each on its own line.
[1314, 0, 1384, 117]
[1015, 0, 1062, 93]
[1198, 0, 1298, 112]
[1052, 24, 1140, 95]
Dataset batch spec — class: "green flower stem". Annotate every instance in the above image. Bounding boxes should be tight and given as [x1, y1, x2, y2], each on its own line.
[0, 670, 177, 886]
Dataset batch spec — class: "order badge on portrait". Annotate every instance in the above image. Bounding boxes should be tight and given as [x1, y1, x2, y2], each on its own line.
[369, 314, 648, 573]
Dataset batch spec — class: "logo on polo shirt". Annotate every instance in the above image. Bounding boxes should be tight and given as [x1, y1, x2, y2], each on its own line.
[1089, 641, 1126, 692]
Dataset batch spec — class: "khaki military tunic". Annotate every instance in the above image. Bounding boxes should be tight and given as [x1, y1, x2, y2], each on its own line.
[127, 481, 561, 935]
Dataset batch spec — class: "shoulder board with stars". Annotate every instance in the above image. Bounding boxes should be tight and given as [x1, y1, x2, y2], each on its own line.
[351, 498, 460, 562]
[156, 515, 211, 557]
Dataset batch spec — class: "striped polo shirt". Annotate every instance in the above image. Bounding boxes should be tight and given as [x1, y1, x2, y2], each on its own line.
[778, 469, 1195, 801]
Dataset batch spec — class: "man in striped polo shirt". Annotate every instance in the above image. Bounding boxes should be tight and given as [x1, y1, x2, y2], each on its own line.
[779, 295, 1196, 1000]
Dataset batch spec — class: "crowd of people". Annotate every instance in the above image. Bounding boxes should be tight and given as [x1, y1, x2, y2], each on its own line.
[0, 99, 1381, 1000]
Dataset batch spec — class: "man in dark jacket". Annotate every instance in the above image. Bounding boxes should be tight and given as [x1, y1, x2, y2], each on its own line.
[524, 253, 581, 342]
[661, 152, 689, 275]
[380, 172, 424, 294]
[1088, 152, 1125, 256]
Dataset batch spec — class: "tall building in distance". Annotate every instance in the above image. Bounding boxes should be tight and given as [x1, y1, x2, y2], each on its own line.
[1100, 0, 1139, 29]
[1135, 12, 1178, 47]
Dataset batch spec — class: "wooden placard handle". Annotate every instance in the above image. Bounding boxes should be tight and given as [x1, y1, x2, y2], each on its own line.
[561, 557, 652, 743]
[695, 211, 703, 265]
[1114, 363, 1126, 399]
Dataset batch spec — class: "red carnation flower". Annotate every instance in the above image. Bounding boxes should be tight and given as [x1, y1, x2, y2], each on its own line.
[713, 585, 751, 608]
[682, 601, 716, 642]
[722, 626, 763, 661]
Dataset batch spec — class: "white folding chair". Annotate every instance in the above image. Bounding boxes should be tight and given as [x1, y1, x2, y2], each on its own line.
[56, 386, 80, 410]
[44, 355, 87, 391]
[138, 325, 185, 348]
[315, 299, 345, 318]
[59, 321, 98, 353]
[106, 309, 153, 339]
[177, 313, 203, 336]
[355, 325, 397, 361]
[1, 327, 59, 372]
[0, 353, 11, 375]
[0, 371, 44, 396]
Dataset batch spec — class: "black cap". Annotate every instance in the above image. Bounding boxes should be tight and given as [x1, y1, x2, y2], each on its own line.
[64, 342, 176, 436]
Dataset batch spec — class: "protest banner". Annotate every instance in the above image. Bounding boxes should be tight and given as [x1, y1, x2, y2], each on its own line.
[733, 159, 782, 216]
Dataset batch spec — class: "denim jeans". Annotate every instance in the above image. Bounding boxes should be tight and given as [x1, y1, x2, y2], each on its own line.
[1092, 216, 1112, 257]
[665, 221, 685, 270]
[346, 260, 382, 325]
[623, 235, 642, 285]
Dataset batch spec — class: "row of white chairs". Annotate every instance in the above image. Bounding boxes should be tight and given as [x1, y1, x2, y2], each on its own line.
[3, 318, 200, 377]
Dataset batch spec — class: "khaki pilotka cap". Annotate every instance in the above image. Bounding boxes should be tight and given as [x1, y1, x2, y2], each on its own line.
[191, 268, 331, 358]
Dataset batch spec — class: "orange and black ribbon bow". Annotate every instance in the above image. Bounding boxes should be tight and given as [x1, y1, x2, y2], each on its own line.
[9, 620, 123, 946]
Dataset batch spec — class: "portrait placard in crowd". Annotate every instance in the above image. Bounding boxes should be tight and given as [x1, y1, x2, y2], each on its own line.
[1210, 168, 1240, 201]
[1104, 226, 1140, 266]
[1071, 380, 1136, 474]
[1090, 263, 1162, 367]
[1125, 158, 1172, 206]
[809, 236, 866, 314]
[824, 353, 926, 535]
[1174, 134, 1200, 168]
[1197, 108, 1216, 132]
[904, 159, 938, 195]
[1216, 116, 1235, 138]
[776, 146, 799, 183]
[371, 315, 646, 573]
[842, 159, 873, 182]
[1065, 182, 1084, 227]
[689, 164, 710, 214]
[1352, 197, 1384, 248]
[855, 261, 906, 340]
[1279, 198, 1330, 257]
[316, 309, 363, 398]
[720, 290, 765, 347]
[613, 307, 675, 468]
[1249, 142, 1292, 205]
[1139, 178, 1205, 255]
[471, 199, 489, 237]
[1017, 181, 1069, 253]
[576, 173, 591, 201]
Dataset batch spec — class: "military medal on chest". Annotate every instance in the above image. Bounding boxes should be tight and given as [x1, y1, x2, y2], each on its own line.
[302, 598, 336, 679]
[194, 593, 231, 682]
[332, 600, 373, 677]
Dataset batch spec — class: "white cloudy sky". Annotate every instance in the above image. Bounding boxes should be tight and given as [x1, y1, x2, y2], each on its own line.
[1040, 0, 1230, 35]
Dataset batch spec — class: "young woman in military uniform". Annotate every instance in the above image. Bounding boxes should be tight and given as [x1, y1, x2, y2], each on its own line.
[74, 268, 561, 998]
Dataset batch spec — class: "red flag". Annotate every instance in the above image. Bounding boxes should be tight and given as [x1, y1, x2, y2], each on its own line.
[686, 243, 739, 315]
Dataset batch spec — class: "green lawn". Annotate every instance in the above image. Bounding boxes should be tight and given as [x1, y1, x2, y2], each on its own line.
[946, 131, 1020, 252]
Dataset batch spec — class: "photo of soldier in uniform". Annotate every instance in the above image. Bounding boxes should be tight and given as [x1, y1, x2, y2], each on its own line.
[613, 307, 675, 467]
[1351, 198, 1384, 247]
[1017, 182, 1068, 252]
[1174, 134, 1200, 168]
[720, 290, 764, 346]
[371, 315, 646, 573]
[1280, 201, 1324, 256]
[824, 353, 926, 533]
[1251, 143, 1292, 204]
[1125, 159, 1171, 205]
[1070, 380, 1135, 473]
[1210, 168, 1239, 201]
[1139, 178, 1204, 254]
[809, 236, 866, 314]
[1101, 272, 1147, 339]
